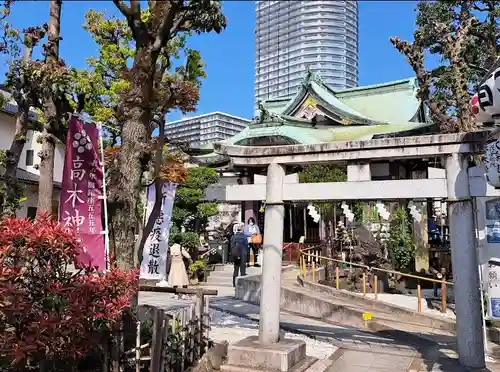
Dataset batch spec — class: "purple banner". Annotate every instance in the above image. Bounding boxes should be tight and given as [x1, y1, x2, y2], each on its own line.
[59, 115, 105, 270]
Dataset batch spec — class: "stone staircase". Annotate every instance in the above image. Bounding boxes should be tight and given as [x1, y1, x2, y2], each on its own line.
[200, 264, 262, 296]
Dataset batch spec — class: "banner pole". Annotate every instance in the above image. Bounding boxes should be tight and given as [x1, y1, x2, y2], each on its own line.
[97, 122, 110, 271]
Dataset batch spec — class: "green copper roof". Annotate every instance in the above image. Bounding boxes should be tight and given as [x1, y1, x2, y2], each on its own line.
[261, 72, 422, 124]
[189, 71, 435, 165]
[334, 78, 421, 124]
[217, 121, 432, 146]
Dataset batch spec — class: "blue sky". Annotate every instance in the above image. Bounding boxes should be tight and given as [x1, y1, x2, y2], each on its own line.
[0, 1, 434, 121]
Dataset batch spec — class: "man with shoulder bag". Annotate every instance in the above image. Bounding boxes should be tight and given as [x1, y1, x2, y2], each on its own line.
[231, 223, 248, 287]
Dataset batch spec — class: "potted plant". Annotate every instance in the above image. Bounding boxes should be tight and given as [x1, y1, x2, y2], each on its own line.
[188, 258, 208, 285]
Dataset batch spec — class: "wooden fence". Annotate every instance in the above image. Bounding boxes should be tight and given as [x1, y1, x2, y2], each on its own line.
[109, 287, 217, 372]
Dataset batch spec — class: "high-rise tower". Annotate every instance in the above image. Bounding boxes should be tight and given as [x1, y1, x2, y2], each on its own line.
[254, 1, 358, 105]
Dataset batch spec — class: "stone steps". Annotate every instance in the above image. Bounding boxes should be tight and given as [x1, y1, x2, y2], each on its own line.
[204, 264, 262, 289]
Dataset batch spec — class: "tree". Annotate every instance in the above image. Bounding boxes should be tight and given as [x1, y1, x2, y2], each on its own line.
[388, 204, 415, 270]
[390, 0, 499, 133]
[37, 0, 74, 213]
[298, 165, 346, 281]
[0, 0, 74, 216]
[1, 17, 48, 216]
[79, 3, 225, 269]
[109, 0, 225, 270]
[171, 166, 219, 235]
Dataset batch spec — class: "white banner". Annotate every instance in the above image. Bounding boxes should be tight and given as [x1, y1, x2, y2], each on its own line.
[140, 182, 177, 280]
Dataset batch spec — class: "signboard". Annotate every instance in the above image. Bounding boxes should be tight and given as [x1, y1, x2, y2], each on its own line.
[140, 182, 177, 280]
[59, 115, 105, 269]
[486, 261, 500, 319]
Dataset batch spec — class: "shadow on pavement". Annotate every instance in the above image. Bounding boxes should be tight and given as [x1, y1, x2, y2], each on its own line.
[209, 297, 496, 372]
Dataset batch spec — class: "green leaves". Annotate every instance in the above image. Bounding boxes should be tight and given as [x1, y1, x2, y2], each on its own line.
[171, 167, 219, 233]
[184, 166, 218, 189]
[298, 165, 346, 184]
[196, 202, 218, 218]
[388, 205, 415, 270]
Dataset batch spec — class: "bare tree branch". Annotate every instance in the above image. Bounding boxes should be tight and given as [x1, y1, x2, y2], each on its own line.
[112, 0, 133, 18]
[152, 3, 176, 52]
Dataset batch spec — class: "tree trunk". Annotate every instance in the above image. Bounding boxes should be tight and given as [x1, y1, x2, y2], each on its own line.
[2, 111, 29, 216]
[38, 0, 62, 214]
[110, 202, 137, 270]
[112, 45, 156, 270]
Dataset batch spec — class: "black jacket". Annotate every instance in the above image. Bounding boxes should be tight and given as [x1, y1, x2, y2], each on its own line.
[231, 232, 247, 258]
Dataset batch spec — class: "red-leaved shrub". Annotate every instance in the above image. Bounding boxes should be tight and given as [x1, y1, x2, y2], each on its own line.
[0, 214, 139, 368]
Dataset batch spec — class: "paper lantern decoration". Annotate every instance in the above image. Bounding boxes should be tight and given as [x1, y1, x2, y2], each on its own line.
[471, 94, 494, 125]
[476, 68, 500, 120]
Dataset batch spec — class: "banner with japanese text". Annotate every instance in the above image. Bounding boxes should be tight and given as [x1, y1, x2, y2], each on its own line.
[140, 182, 177, 280]
[59, 115, 105, 270]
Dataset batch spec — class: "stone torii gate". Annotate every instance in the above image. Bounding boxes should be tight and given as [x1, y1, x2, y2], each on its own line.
[206, 132, 497, 371]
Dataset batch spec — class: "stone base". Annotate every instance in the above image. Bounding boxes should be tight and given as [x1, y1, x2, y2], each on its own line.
[221, 336, 307, 372]
[222, 357, 332, 372]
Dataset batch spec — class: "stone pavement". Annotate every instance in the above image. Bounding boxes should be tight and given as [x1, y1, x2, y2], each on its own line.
[210, 297, 500, 372]
[326, 345, 500, 372]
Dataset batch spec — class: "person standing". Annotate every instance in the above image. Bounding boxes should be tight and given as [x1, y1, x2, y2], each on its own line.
[168, 240, 192, 298]
[244, 217, 261, 267]
[231, 222, 248, 287]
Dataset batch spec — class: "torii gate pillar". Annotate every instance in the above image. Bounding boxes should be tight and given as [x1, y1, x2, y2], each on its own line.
[259, 162, 285, 344]
[446, 153, 485, 369]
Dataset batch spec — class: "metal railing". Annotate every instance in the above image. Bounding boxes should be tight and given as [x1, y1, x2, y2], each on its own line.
[298, 247, 453, 314]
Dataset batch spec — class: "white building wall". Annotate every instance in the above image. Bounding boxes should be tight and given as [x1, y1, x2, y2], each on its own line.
[0, 109, 65, 217]
[16, 130, 65, 183]
[167, 112, 251, 147]
[0, 112, 16, 149]
[16, 184, 60, 219]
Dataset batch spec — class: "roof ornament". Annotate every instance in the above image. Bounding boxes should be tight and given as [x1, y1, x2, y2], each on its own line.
[301, 67, 325, 87]
[301, 66, 313, 87]
[255, 101, 285, 126]
[311, 71, 325, 86]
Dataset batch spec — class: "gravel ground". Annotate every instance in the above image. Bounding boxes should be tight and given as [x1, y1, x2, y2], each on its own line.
[209, 310, 338, 360]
